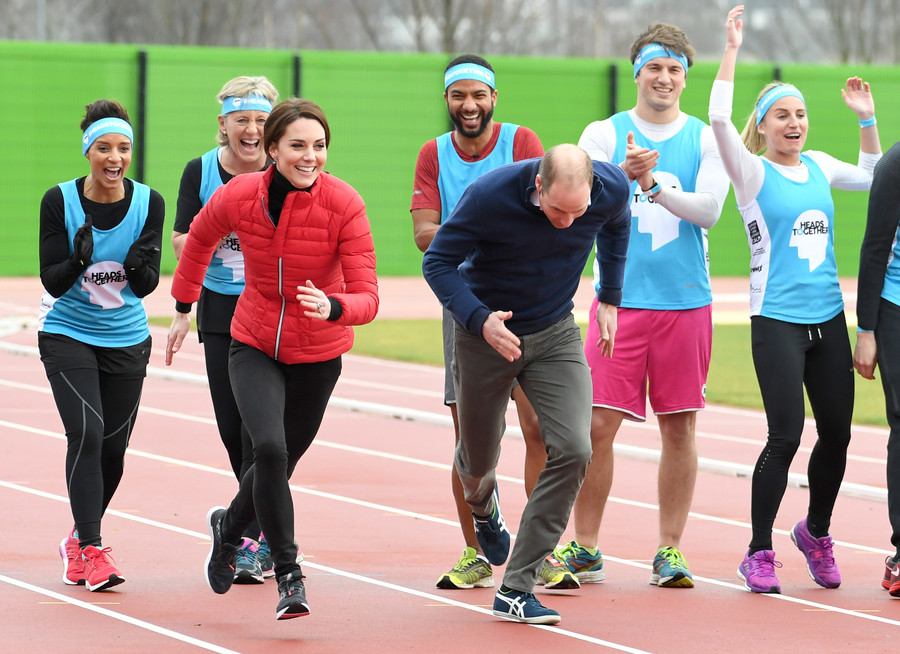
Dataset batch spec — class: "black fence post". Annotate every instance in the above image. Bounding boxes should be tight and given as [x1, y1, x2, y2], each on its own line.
[136, 50, 147, 182]
[609, 62, 618, 118]
[293, 54, 302, 98]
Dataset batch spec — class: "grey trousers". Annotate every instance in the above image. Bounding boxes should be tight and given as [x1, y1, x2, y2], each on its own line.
[452, 313, 592, 592]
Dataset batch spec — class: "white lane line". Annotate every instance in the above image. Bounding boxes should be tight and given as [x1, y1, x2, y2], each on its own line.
[0, 368, 888, 503]
[0, 410, 895, 572]
[0, 480, 650, 652]
[0, 572, 241, 654]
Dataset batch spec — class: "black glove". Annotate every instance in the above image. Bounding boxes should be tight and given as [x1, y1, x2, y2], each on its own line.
[124, 231, 161, 273]
[72, 214, 93, 267]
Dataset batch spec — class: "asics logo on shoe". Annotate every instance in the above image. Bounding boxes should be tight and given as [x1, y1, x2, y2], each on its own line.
[497, 593, 527, 618]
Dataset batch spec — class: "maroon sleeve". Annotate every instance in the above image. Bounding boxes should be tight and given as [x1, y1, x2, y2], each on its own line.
[410, 139, 441, 213]
[513, 126, 544, 160]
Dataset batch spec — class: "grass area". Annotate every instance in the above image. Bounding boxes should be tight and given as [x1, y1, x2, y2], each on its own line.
[351, 319, 888, 428]
[152, 314, 887, 427]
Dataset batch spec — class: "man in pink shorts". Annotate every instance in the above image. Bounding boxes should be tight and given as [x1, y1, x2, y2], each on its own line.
[552, 21, 730, 589]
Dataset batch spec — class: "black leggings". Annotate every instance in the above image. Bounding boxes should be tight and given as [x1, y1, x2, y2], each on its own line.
[221, 341, 341, 577]
[47, 369, 144, 547]
[748, 313, 853, 551]
[201, 332, 254, 480]
[202, 332, 260, 539]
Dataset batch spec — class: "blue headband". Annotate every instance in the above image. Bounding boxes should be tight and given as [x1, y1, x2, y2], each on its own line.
[81, 117, 133, 155]
[756, 85, 805, 125]
[221, 94, 273, 115]
[444, 63, 495, 90]
[633, 43, 689, 78]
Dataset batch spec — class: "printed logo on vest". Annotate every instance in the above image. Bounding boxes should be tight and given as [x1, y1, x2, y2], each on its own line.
[789, 209, 829, 272]
[633, 171, 683, 251]
[81, 261, 129, 309]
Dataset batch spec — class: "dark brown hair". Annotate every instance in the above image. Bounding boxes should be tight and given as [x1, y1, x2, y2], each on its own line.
[80, 99, 130, 131]
[263, 98, 330, 154]
[630, 23, 696, 68]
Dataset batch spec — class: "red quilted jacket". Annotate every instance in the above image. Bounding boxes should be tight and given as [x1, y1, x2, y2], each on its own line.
[172, 166, 378, 363]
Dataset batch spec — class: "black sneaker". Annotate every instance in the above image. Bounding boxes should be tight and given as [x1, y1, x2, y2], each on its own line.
[472, 486, 510, 565]
[276, 569, 310, 620]
[205, 506, 238, 594]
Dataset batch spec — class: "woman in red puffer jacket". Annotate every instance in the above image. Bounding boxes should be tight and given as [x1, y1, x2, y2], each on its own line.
[166, 98, 377, 621]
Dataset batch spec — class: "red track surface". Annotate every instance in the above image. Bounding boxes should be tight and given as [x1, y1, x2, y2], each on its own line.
[2, 277, 897, 653]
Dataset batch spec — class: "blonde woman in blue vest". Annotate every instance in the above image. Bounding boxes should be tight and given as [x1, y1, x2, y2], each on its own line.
[172, 76, 279, 584]
[711, 5, 880, 594]
[39, 98, 164, 591]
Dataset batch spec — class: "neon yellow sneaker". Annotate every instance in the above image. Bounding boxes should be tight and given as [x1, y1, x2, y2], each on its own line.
[553, 540, 605, 583]
[535, 554, 581, 589]
[650, 546, 694, 588]
[436, 547, 494, 589]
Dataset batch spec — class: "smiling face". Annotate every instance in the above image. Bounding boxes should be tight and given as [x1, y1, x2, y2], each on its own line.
[635, 57, 686, 120]
[759, 96, 808, 164]
[268, 117, 327, 188]
[219, 109, 268, 168]
[445, 79, 496, 140]
[84, 133, 132, 201]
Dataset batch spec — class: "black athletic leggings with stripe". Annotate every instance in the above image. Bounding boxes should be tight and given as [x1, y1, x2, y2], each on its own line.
[40, 333, 149, 548]
[748, 313, 854, 552]
[220, 340, 341, 578]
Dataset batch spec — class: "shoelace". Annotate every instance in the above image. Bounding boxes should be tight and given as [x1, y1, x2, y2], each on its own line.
[813, 537, 836, 568]
[660, 548, 686, 568]
[215, 542, 238, 568]
[86, 547, 117, 572]
[453, 557, 478, 572]
[475, 516, 501, 543]
[748, 553, 782, 577]
[555, 545, 576, 561]
[236, 548, 256, 565]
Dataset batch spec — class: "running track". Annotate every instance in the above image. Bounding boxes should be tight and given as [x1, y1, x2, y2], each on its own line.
[2, 277, 898, 653]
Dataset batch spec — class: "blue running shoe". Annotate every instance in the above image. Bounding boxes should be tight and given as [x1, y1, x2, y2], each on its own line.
[472, 486, 510, 566]
[257, 533, 275, 579]
[554, 540, 605, 583]
[492, 587, 561, 625]
[234, 537, 264, 585]
[650, 546, 694, 588]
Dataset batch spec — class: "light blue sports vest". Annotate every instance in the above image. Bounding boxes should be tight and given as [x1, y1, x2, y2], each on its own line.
[600, 112, 709, 310]
[436, 123, 518, 221]
[198, 147, 245, 295]
[39, 179, 151, 347]
[753, 154, 842, 323]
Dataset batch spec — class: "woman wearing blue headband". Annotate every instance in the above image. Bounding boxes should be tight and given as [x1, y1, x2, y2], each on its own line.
[710, 5, 881, 595]
[38, 98, 164, 592]
[172, 75, 279, 586]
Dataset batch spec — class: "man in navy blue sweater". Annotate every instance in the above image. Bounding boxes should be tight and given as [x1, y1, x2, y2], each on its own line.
[422, 143, 632, 625]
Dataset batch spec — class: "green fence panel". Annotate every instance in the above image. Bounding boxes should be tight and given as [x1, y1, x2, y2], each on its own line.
[141, 44, 298, 274]
[2, 41, 898, 282]
[1, 41, 140, 276]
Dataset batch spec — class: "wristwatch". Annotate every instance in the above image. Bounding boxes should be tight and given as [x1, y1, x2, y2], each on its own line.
[642, 177, 662, 198]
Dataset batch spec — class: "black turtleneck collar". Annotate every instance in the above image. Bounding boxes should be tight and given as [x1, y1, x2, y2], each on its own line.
[268, 166, 313, 226]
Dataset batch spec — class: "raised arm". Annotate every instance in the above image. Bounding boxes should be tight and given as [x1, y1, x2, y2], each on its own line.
[841, 77, 881, 156]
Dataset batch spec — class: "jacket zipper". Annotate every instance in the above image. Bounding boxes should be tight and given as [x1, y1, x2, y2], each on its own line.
[261, 194, 287, 361]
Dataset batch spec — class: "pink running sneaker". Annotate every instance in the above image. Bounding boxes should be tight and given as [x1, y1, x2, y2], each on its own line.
[59, 527, 85, 586]
[883, 555, 900, 593]
[82, 545, 125, 592]
[790, 519, 841, 589]
[737, 549, 782, 594]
